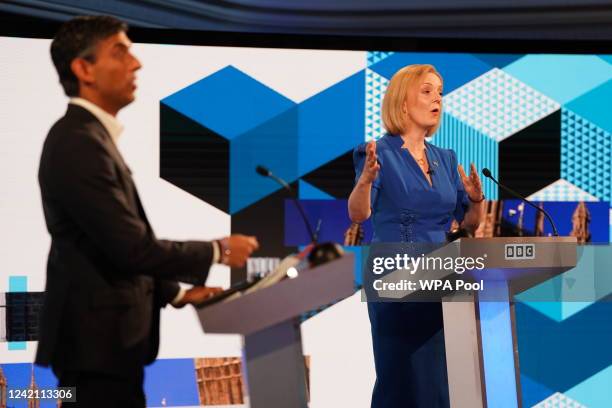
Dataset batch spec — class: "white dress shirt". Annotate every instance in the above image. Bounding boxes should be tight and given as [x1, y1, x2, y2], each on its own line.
[69, 97, 124, 143]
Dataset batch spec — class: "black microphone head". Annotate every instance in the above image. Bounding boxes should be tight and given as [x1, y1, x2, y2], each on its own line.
[482, 168, 492, 178]
[256, 165, 271, 177]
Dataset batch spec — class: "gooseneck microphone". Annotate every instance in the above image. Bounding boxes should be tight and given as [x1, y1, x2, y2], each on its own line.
[256, 165, 342, 266]
[481, 168, 559, 236]
[256, 165, 317, 243]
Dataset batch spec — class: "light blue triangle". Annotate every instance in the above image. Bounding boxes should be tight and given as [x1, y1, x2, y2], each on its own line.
[299, 180, 335, 200]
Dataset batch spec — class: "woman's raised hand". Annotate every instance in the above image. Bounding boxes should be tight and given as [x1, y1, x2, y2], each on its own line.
[458, 163, 484, 201]
[361, 140, 380, 184]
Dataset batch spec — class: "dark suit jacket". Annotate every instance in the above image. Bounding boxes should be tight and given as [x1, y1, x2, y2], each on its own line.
[36, 104, 214, 377]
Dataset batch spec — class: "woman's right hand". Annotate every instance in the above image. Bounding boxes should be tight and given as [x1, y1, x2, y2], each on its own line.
[360, 140, 380, 184]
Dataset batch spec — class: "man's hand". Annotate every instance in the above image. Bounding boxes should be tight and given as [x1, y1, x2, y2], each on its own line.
[220, 234, 259, 268]
[174, 286, 224, 308]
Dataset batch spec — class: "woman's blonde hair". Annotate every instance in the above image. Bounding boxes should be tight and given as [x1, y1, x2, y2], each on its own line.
[381, 64, 443, 137]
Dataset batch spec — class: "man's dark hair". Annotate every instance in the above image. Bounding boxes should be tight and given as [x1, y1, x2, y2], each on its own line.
[50, 15, 128, 97]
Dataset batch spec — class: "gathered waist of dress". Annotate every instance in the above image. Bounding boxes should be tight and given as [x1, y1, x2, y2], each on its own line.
[371, 227, 448, 244]
[372, 210, 450, 242]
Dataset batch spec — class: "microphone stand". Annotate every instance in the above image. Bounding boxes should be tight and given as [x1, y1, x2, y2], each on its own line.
[482, 168, 559, 236]
[256, 165, 343, 266]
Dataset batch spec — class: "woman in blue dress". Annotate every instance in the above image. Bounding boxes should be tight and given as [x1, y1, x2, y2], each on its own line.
[348, 64, 485, 407]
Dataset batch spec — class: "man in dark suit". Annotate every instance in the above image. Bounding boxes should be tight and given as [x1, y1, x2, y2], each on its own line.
[36, 16, 259, 407]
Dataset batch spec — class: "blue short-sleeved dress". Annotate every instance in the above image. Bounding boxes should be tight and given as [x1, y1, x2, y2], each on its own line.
[353, 134, 470, 408]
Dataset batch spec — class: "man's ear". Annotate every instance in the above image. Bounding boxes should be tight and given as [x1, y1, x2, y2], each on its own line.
[70, 58, 95, 87]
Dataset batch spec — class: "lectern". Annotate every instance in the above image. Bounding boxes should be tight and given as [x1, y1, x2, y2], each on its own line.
[445, 237, 577, 408]
[196, 253, 355, 408]
[374, 236, 576, 408]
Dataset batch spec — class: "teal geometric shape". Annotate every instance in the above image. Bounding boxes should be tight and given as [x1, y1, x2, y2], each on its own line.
[520, 374, 555, 408]
[431, 112, 498, 199]
[231, 106, 298, 213]
[516, 298, 612, 397]
[561, 108, 612, 202]
[527, 179, 599, 202]
[7, 276, 28, 351]
[341, 246, 363, 287]
[532, 392, 587, 408]
[518, 300, 593, 324]
[504, 55, 612, 104]
[161, 65, 295, 140]
[566, 364, 612, 408]
[370, 52, 491, 93]
[8, 342, 26, 350]
[565, 79, 612, 134]
[516, 245, 612, 322]
[8, 276, 27, 292]
[444, 68, 560, 142]
[298, 180, 334, 200]
[518, 300, 563, 322]
[473, 53, 525, 69]
[561, 302, 595, 321]
[367, 51, 394, 67]
[298, 70, 365, 175]
[365, 68, 389, 142]
[598, 55, 612, 65]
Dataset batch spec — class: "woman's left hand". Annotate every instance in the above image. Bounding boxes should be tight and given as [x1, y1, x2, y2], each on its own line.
[458, 163, 484, 202]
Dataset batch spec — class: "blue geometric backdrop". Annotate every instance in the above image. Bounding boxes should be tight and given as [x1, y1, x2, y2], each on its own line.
[158, 51, 612, 407]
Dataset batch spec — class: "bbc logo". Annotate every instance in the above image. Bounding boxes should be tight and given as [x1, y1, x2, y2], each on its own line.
[505, 244, 535, 260]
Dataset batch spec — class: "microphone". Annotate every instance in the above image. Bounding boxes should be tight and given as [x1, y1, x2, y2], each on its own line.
[256, 165, 316, 242]
[427, 159, 438, 175]
[481, 168, 559, 236]
[255, 165, 270, 177]
[256, 165, 343, 266]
